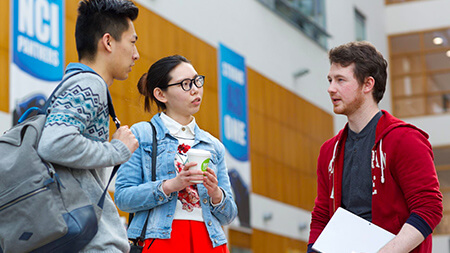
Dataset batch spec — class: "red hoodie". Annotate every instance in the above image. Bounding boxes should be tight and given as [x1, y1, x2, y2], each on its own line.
[309, 110, 442, 252]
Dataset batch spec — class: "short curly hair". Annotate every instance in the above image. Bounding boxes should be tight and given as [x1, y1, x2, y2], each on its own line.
[329, 41, 388, 103]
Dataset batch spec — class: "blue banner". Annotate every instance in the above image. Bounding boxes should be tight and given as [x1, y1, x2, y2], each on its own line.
[219, 43, 251, 228]
[218, 43, 249, 161]
[13, 0, 64, 81]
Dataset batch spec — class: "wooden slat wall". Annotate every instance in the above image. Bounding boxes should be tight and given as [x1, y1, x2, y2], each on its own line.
[252, 229, 308, 253]
[229, 229, 252, 249]
[63, 1, 334, 251]
[248, 69, 333, 210]
[0, 1, 10, 112]
[65, 1, 79, 68]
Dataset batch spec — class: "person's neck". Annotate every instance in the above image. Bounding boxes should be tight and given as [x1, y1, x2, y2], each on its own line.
[164, 111, 193, 126]
[79, 59, 113, 87]
[347, 103, 380, 134]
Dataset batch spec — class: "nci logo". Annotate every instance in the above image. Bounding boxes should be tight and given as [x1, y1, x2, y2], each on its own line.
[13, 0, 64, 81]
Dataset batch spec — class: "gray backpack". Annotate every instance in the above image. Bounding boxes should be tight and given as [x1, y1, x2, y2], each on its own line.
[0, 71, 121, 253]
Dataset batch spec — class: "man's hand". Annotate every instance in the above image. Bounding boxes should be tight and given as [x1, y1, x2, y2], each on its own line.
[112, 126, 139, 153]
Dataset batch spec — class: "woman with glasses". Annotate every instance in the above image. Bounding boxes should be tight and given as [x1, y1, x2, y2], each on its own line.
[115, 55, 237, 253]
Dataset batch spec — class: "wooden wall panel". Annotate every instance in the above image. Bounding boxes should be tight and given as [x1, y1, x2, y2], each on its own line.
[0, 0, 9, 112]
[247, 68, 333, 210]
[251, 151, 269, 197]
[65, 18, 78, 64]
[65, 0, 80, 64]
[248, 71, 266, 114]
[0, 49, 9, 113]
[229, 229, 251, 249]
[252, 229, 307, 253]
[248, 112, 266, 155]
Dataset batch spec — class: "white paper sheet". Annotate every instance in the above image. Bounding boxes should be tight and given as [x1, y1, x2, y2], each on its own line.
[312, 207, 395, 253]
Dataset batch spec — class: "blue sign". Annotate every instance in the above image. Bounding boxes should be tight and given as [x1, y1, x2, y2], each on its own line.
[219, 44, 249, 161]
[13, 0, 64, 81]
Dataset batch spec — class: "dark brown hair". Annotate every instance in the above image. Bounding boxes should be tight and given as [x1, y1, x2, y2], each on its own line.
[329, 41, 388, 103]
[137, 55, 191, 112]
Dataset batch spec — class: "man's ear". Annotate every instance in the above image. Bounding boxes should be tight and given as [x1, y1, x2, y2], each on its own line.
[153, 87, 167, 104]
[101, 33, 113, 52]
[363, 76, 375, 94]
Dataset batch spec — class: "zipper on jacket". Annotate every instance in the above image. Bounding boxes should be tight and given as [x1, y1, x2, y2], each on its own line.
[0, 186, 49, 212]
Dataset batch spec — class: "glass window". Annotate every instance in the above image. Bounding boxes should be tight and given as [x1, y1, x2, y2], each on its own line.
[389, 27, 450, 117]
[393, 97, 426, 117]
[390, 34, 420, 54]
[392, 75, 424, 97]
[425, 51, 450, 71]
[390, 55, 422, 75]
[434, 146, 450, 235]
[423, 29, 450, 50]
[427, 94, 450, 114]
[257, 0, 329, 49]
[355, 9, 366, 41]
[427, 72, 450, 93]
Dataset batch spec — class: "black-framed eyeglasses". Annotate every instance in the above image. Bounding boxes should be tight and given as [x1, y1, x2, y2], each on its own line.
[167, 75, 205, 91]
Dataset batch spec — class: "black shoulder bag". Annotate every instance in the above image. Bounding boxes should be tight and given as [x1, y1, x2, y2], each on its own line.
[129, 122, 157, 253]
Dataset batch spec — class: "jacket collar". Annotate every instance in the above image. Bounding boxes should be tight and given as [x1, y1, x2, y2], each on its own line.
[151, 113, 212, 145]
[65, 62, 96, 74]
[374, 110, 429, 143]
[160, 112, 196, 138]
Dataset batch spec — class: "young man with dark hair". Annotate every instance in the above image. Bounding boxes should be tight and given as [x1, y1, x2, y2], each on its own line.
[37, 0, 140, 252]
[308, 41, 443, 252]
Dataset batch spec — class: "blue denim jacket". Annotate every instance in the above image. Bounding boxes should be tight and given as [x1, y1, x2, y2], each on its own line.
[115, 114, 237, 247]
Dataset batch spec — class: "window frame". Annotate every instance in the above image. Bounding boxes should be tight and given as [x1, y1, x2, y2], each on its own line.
[257, 0, 329, 49]
[389, 27, 450, 118]
[354, 8, 366, 41]
[385, 0, 431, 5]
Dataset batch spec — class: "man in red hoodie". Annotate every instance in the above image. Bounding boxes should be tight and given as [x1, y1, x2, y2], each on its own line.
[308, 41, 443, 253]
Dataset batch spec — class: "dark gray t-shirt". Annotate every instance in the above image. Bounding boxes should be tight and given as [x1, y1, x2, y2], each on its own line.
[341, 111, 382, 222]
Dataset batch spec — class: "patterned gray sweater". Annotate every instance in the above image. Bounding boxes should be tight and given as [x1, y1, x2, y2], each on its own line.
[38, 63, 131, 253]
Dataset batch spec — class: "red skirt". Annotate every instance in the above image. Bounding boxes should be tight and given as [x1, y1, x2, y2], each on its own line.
[142, 220, 229, 253]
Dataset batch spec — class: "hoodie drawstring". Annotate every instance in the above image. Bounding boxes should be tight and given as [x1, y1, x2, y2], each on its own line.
[328, 141, 339, 200]
[379, 139, 386, 184]
[372, 139, 386, 184]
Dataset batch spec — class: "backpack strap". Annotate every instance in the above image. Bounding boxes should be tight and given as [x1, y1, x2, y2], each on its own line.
[107, 90, 121, 129]
[18, 71, 93, 123]
[96, 92, 122, 208]
[150, 122, 157, 181]
[128, 121, 157, 240]
[41, 71, 92, 113]
[97, 87, 124, 209]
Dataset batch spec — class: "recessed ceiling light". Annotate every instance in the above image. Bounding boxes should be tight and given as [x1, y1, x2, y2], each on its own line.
[433, 37, 444, 45]
[446, 50, 450, 57]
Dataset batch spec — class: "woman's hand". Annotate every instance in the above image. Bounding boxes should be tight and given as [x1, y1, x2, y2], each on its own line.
[162, 162, 203, 195]
[203, 167, 223, 204]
